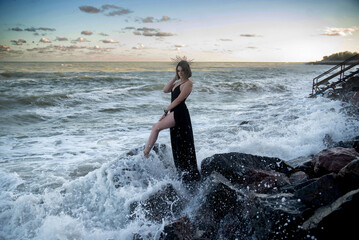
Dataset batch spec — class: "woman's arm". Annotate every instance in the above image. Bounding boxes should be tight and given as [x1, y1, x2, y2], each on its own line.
[165, 81, 193, 112]
[163, 76, 178, 93]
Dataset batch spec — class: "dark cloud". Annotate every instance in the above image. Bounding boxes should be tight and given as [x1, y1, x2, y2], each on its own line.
[133, 27, 174, 37]
[25, 27, 37, 32]
[9, 26, 56, 32]
[99, 32, 109, 36]
[38, 27, 56, 31]
[79, 6, 101, 13]
[79, 4, 132, 16]
[124, 27, 136, 30]
[81, 30, 93, 35]
[9, 27, 23, 31]
[106, 8, 132, 16]
[137, 27, 157, 32]
[55, 37, 68, 41]
[11, 39, 26, 45]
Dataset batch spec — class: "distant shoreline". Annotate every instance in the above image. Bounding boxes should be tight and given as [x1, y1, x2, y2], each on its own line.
[306, 60, 358, 65]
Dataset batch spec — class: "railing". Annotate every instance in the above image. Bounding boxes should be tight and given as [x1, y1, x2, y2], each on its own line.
[311, 53, 359, 96]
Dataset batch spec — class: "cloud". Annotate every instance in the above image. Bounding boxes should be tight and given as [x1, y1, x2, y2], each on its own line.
[55, 37, 68, 41]
[79, 4, 132, 16]
[142, 17, 154, 23]
[321, 27, 358, 36]
[26, 44, 115, 54]
[9, 26, 56, 32]
[37, 27, 56, 31]
[219, 39, 232, 41]
[132, 43, 146, 50]
[124, 27, 136, 30]
[106, 8, 132, 16]
[134, 27, 174, 37]
[40, 37, 51, 43]
[137, 16, 172, 23]
[0, 45, 10, 52]
[11, 39, 27, 45]
[72, 37, 89, 43]
[240, 34, 262, 37]
[9, 27, 23, 31]
[175, 44, 186, 48]
[159, 16, 171, 22]
[81, 30, 93, 36]
[102, 39, 118, 44]
[79, 6, 101, 13]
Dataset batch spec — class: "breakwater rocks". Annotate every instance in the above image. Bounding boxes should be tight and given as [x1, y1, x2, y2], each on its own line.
[126, 143, 359, 240]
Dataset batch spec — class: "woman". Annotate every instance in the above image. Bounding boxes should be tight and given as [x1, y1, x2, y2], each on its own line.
[144, 60, 200, 183]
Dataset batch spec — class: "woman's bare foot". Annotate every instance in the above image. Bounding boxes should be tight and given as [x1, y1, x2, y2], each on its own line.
[143, 148, 150, 158]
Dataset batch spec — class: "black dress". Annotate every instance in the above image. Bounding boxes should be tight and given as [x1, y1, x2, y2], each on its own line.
[170, 83, 201, 183]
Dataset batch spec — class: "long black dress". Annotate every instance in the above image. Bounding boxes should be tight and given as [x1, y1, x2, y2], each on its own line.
[170, 83, 201, 183]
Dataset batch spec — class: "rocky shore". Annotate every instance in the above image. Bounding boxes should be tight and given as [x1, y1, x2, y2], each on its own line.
[122, 75, 359, 240]
[125, 139, 359, 240]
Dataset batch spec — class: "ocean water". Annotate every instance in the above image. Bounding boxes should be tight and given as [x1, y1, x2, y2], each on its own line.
[0, 61, 358, 239]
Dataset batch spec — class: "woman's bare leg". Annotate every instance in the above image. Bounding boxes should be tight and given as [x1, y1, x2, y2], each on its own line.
[144, 112, 175, 157]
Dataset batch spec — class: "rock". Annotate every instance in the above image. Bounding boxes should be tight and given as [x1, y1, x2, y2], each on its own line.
[160, 216, 194, 240]
[338, 159, 359, 192]
[294, 173, 343, 209]
[289, 171, 309, 185]
[248, 192, 307, 240]
[192, 172, 239, 238]
[201, 152, 291, 184]
[302, 188, 359, 240]
[245, 169, 291, 193]
[294, 160, 316, 179]
[129, 184, 184, 223]
[312, 147, 359, 176]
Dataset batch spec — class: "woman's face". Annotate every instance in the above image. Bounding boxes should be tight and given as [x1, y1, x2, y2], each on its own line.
[177, 66, 185, 79]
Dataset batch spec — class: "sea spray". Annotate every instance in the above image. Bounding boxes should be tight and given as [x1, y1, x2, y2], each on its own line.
[1, 62, 358, 239]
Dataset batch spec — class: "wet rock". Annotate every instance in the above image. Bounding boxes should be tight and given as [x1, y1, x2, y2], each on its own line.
[302, 188, 359, 240]
[312, 147, 359, 176]
[338, 158, 359, 192]
[289, 171, 309, 185]
[129, 184, 184, 223]
[160, 216, 194, 240]
[201, 152, 291, 184]
[248, 192, 307, 240]
[192, 172, 239, 238]
[245, 169, 291, 193]
[294, 173, 343, 209]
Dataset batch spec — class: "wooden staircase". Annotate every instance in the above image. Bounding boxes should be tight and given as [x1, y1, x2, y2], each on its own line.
[311, 54, 359, 97]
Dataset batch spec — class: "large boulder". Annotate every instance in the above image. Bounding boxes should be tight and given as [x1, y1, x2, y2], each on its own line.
[301, 188, 359, 240]
[294, 173, 343, 209]
[313, 147, 359, 176]
[129, 184, 185, 223]
[201, 152, 292, 185]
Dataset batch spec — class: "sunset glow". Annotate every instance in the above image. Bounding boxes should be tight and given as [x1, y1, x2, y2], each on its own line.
[1, 0, 358, 62]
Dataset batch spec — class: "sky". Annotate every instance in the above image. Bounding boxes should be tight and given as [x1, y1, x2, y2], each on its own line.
[0, 0, 358, 62]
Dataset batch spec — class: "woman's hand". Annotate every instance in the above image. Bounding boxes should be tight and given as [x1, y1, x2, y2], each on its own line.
[159, 112, 167, 121]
